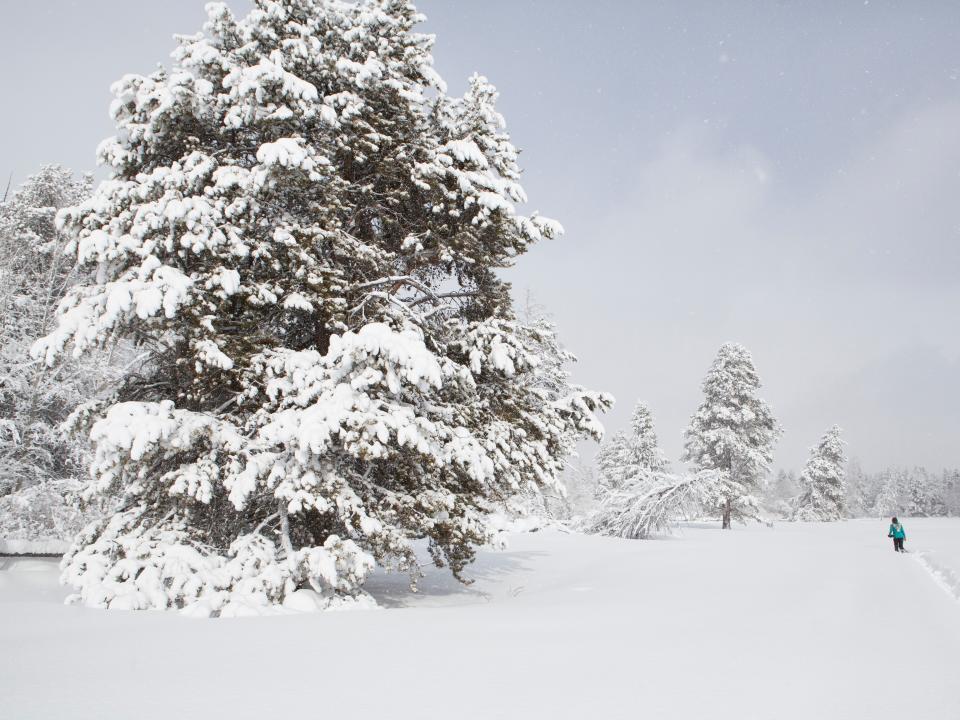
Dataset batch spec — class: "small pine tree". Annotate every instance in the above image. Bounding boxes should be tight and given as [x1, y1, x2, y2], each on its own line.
[34, 0, 609, 613]
[792, 425, 846, 521]
[595, 400, 669, 491]
[682, 343, 781, 529]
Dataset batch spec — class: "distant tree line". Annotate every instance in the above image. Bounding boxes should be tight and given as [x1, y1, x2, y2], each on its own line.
[764, 463, 960, 519]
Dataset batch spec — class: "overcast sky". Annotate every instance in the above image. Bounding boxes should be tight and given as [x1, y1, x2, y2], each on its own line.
[2, 1, 959, 472]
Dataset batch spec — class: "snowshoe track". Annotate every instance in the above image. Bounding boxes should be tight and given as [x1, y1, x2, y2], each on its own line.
[914, 551, 960, 603]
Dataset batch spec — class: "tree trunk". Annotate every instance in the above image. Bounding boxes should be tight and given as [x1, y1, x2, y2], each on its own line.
[721, 498, 732, 529]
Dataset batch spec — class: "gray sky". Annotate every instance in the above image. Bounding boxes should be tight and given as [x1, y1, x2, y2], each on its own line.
[2, 1, 959, 472]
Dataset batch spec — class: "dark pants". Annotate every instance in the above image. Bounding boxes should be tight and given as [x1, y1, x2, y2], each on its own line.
[893, 537, 904, 552]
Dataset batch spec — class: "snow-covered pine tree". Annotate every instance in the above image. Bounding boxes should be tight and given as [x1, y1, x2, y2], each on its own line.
[595, 400, 669, 491]
[682, 343, 781, 529]
[871, 469, 903, 518]
[792, 425, 846, 521]
[844, 458, 869, 517]
[34, 0, 609, 614]
[0, 166, 122, 543]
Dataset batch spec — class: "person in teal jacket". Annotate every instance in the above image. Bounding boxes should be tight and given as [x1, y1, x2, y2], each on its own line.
[888, 517, 906, 552]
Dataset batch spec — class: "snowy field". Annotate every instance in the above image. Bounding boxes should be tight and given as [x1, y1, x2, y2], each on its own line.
[2, 518, 959, 720]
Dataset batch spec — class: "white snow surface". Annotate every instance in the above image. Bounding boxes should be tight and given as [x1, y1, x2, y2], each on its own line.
[2, 518, 959, 719]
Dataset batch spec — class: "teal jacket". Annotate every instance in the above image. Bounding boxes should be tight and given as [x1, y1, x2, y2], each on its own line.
[889, 523, 906, 539]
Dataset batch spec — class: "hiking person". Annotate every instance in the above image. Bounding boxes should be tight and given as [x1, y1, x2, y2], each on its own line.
[888, 517, 906, 552]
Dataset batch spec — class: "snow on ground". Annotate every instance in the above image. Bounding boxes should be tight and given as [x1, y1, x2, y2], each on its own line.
[1, 518, 958, 720]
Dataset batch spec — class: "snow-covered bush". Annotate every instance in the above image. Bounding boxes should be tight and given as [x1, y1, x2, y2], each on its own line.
[36, 0, 609, 613]
[682, 343, 781, 529]
[792, 425, 846, 521]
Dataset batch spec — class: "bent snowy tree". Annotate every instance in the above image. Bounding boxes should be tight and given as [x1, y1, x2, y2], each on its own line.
[587, 471, 720, 539]
[792, 425, 846, 521]
[34, 0, 610, 614]
[682, 343, 781, 529]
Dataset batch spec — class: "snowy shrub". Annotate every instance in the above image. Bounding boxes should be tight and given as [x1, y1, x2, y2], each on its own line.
[792, 425, 846, 521]
[35, 0, 610, 613]
[682, 343, 781, 529]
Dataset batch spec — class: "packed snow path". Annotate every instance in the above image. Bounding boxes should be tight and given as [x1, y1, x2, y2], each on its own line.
[2, 519, 959, 719]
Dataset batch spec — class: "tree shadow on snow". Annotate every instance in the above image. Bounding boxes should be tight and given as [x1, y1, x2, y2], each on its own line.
[364, 545, 546, 609]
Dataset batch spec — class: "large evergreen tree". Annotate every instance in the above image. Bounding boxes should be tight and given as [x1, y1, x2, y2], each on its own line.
[35, 0, 609, 613]
[792, 425, 846, 521]
[682, 343, 781, 529]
